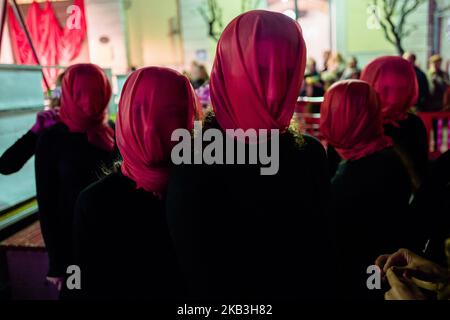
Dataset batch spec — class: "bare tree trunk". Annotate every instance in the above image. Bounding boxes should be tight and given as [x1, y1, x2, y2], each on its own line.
[373, 0, 425, 56]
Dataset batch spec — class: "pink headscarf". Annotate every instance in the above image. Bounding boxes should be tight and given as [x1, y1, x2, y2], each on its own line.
[360, 56, 419, 126]
[320, 80, 393, 161]
[210, 10, 307, 133]
[116, 67, 200, 195]
[60, 64, 114, 152]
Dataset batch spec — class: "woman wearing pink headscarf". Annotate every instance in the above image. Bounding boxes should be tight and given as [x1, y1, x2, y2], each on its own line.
[166, 10, 332, 299]
[320, 80, 413, 300]
[35, 64, 115, 290]
[71, 67, 200, 299]
[361, 56, 428, 190]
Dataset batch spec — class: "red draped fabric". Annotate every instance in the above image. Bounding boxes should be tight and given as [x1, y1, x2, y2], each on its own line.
[60, 0, 86, 63]
[7, 5, 36, 64]
[26, 2, 42, 54]
[40, 1, 63, 84]
[7, 0, 87, 88]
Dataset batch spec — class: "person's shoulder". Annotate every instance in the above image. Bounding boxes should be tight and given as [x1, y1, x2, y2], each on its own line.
[36, 123, 68, 150]
[283, 132, 326, 158]
[389, 113, 426, 133]
[77, 171, 132, 210]
[83, 171, 130, 198]
[406, 112, 425, 125]
[404, 113, 427, 133]
[332, 148, 398, 182]
[435, 150, 450, 170]
[302, 134, 325, 151]
[38, 122, 65, 138]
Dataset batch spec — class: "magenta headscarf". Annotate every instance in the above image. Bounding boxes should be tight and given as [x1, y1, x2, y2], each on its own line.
[210, 10, 307, 133]
[360, 56, 419, 126]
[320, 80, 393, 161]
[60, 64, 114, 152]
[116, 67, 200, 195]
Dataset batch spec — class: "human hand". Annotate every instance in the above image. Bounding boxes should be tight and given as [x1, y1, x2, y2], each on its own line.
[30, 108, 60, 134]
[376, 248, 448, 282]
[384, 267, 426, 300]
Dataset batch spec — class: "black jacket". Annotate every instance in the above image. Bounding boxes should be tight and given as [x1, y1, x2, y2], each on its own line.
[328, 113, 429, 188]
[384, 113, 429, 190]
[330, 148, 414, 300]
[166, 116, 333, 300]
[35, 123, 114, 277]
[414, 66, 430, 111]
[71, 171, 182, 299]
[411, 150, 450, 265]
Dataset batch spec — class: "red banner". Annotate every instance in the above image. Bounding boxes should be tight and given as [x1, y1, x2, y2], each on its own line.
[7, 0, 87, 87]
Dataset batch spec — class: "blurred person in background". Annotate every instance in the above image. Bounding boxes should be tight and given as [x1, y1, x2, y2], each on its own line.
[301, 58, 325, 98]
[444, 86, 450, 111]
[321, 52, 345, 89]
[195, 83, 211, 110]
[340, 56, 361, 80]
[190, 62, 210, 90]
[403, 52, 430, 112]
[428, 55, 450, 111]
[321, 50, 332, 72]
[49, 72, 65, 109]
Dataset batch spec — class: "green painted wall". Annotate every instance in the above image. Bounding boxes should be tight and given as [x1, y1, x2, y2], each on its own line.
[346, 0, 394, 53]
[332, 0, 429, 67]
[125, 0, 182, 67]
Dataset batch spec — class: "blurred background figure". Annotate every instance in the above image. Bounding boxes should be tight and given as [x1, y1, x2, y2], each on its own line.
[444, 87, 450, 112]
[48, 72, 65, 110]
[195, 83, 211, 110]
[321, 50, 332, 72]
[321, 52, 345, 90]
[302, 58, 325, 97]
[340, 56, 361, 80]
[190, 62, 209, 90]
[403, 52, 430, 112]
[428, 55, 450, 112]
[301, 58, 325, 113]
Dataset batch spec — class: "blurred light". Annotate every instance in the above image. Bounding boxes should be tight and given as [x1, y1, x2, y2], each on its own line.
[281, 0, 289, 3]
[283, 9, 296, 20]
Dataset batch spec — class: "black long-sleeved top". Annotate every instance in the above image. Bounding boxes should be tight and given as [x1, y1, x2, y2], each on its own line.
[411, 150, 450, 265]
[166, 116, 333, 300]
[35, 123, 114, 277]
[330, 148, 414, 300]
[71, 171, 182, 300]
[0, 131, 38, 175]
[384, 113, 429, 190]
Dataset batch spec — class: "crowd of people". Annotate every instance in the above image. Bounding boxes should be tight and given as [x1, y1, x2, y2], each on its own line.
[301, 50, 450, 114]
[0, 10, 450, 300]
